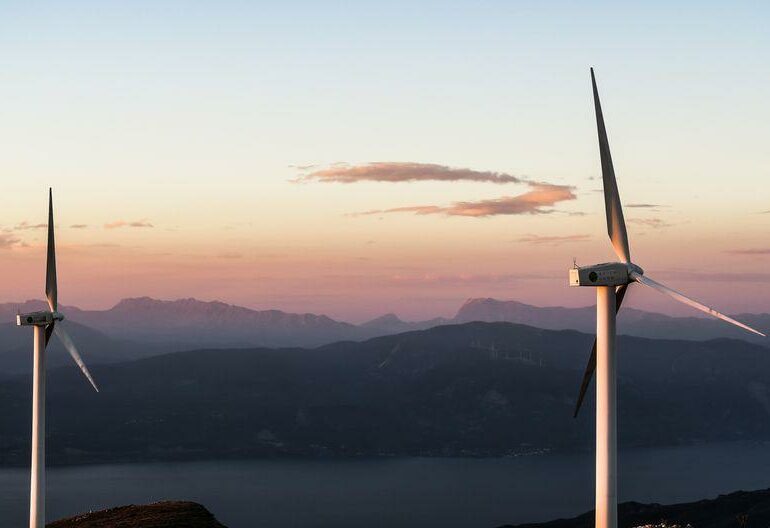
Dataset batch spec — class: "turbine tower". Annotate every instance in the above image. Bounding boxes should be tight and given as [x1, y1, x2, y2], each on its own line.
[570, 69, 765, 528]
[17, 189, 99, 528]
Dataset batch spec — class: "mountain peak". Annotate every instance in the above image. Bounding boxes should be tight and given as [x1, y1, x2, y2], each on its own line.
[455, 298, 532, 320]
[112, 297, 162, 309]
[365, 313, 404, 325]
[360, 312, 414, 332]
[458, 297, 529, 310]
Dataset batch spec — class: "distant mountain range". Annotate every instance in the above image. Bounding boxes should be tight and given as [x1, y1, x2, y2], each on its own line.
[0, 298, 360, 350]
[0, 296, 766, 362]
[1, 321, 769, 466]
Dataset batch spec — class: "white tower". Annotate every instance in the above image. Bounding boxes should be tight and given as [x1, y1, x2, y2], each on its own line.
[17, 189, 99, 528]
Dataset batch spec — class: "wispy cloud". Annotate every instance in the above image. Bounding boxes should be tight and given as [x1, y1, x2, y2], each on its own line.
[518, 234, 591, 245]
[657, 269, 770, 282]
[14, 221, 47, 230]
[85, 242, 121, 248]
[0, 233, 25, 249]
[289, 163, 318, 171]
[104, 220, 154, 229]
[628, 218, 673, 229]
[296, 162, 525, 185]
[322, 271, 556, 287]
[351, 184, 576, 218]
[626, 203, 664, 209]
[69, 224, 88, 229]
[725, 248, 770, 256]
[353, 205, 442, 217]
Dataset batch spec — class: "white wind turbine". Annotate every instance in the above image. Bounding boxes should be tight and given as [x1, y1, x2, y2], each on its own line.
[17, 189, 99, 528]
[569, 69, 766, 528]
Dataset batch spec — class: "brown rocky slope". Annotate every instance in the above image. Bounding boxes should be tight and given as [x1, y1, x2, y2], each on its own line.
[46, 501, 227, 528]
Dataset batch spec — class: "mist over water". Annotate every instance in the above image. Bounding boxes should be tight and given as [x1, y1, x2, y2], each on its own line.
[1, 442, 769, 528]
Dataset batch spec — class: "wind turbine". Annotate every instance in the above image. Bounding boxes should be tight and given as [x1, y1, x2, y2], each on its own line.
[17, 189, 99, 528]
[569, 69, 766, 528]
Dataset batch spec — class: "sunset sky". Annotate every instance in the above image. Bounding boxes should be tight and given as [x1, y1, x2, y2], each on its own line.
[0, 1, 768, 322]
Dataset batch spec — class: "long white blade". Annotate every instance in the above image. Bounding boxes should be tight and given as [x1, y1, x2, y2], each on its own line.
[630, 272, 766, 337]
[591, 68, 631, 263]
[54, 324, 100, 392]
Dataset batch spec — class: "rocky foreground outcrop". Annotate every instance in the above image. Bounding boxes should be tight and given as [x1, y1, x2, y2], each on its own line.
[47, 501, 227, 528]
[502, 488, 770, 528]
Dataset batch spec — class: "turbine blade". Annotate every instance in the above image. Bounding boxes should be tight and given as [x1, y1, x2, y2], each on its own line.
[45, 321, 55, 347]
[573, 283, 628, 418]
[631, 272, 766, 337]
[54, 324, 100, 392]
[45, 188, 58, 312]
[591, 68, 631, 263]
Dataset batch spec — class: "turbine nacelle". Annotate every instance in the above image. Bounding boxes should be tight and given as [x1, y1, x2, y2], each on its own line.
[569, 262, 643, 287]
[16, 311, 64, 326]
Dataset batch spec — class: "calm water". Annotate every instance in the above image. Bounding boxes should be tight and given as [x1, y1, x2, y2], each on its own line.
[1, 443, 770, 527]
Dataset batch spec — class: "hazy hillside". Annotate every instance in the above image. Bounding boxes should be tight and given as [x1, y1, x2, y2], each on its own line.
[454, 298, 598, 328]
[360, 313, 450, 335]
[452, 298, 770, 346]
[1, 322, 769, 466]
[0, 321, 173, 376]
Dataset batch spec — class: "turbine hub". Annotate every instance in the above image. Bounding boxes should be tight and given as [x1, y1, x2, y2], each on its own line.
[569, 262, 630, 287]
[627, 262, 644, 276]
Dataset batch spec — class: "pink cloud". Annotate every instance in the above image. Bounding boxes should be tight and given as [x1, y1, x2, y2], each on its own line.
[297, 162, 525, 184]
[14, 221, 47, 230]
[353, 184, 576, 218]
